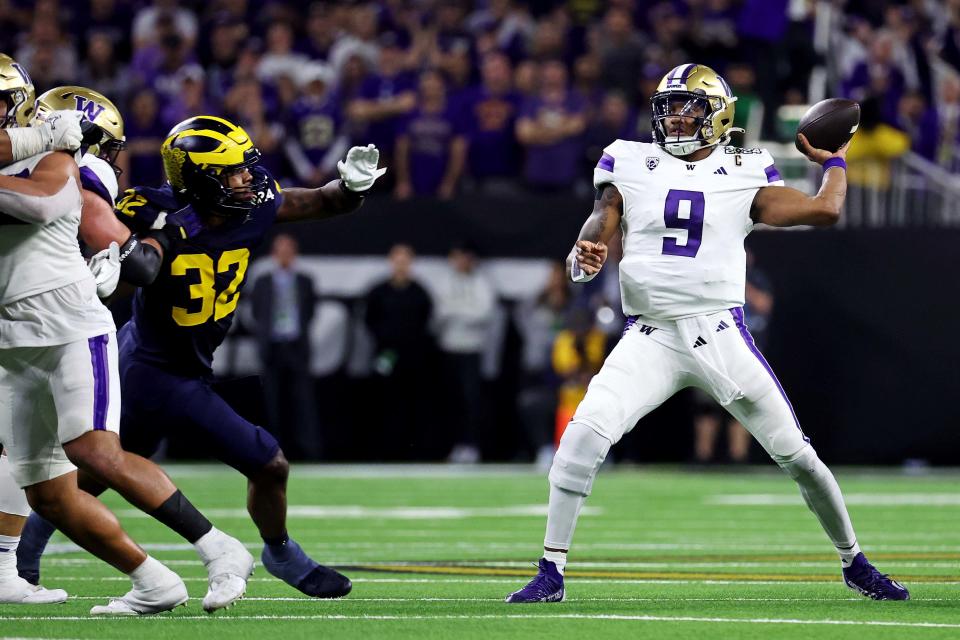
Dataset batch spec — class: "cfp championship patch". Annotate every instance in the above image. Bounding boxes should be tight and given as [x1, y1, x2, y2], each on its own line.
[645, 156, 660, 171]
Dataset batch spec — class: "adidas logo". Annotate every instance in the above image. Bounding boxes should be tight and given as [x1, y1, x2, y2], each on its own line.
[713, 167, 728, 175]
[693, 336, 707, 348]
[716, 320, 729, 332]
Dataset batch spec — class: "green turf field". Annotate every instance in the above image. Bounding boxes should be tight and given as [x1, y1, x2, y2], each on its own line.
[1, 464, 957, 639]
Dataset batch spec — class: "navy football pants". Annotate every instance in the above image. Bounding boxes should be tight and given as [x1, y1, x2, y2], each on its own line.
[117, 331, 280, 475]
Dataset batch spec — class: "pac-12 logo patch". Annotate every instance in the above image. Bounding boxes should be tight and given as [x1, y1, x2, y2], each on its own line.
[645, 157, 659, 171]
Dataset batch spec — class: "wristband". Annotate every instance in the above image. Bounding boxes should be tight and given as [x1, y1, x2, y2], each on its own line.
[822, 157, 846, 171]
[6, 126, 49, 162]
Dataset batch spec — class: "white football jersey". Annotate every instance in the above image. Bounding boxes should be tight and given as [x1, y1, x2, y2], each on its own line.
[0, 151, 114, 349]
[594, 140, 784, 320]
[0, 152, 91, 305]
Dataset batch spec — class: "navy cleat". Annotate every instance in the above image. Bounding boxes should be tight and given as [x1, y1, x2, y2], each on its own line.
[505, 558, 565, 603]
[261, 537, 351, 598]
[296, 565, 352, 599]
[842, 553, 910, 600]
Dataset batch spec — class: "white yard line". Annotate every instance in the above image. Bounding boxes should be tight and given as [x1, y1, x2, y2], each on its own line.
[62, 596, 959, 602]
[28, 576, 960, 585]
[41, 541, 960, 556]
[41, 558, 960, 569]
[1, 614, 960, 628]
[708, 493, 960, 506]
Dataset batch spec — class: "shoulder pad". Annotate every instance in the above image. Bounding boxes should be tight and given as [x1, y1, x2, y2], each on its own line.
[78, 154, 119, 207]
[115, 184, 183, 232]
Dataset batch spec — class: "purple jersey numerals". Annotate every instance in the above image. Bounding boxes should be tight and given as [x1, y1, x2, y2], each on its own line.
[661, 189, 705, 258]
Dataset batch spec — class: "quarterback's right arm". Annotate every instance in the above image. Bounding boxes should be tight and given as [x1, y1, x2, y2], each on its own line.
[0, 152, 80, 224]
[567, 183, 623, 283]
[751, 135, 847, 228]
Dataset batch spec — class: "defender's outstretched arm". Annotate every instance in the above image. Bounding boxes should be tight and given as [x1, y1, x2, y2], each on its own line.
[276, 144, 386, 223]
[567, 183, 623, 282]
[751, 134, 848, 228]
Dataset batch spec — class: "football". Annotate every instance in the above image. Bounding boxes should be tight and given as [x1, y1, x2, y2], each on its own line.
[795, 98, 860, 153]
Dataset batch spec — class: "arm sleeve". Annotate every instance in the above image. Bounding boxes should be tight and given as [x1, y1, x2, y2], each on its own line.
[117, 232, 165, 286]
[0, 175, 81, 225]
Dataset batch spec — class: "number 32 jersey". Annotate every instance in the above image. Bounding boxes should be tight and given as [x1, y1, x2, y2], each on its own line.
[594, 140, 784, 320]
[116, 166, 283, 375]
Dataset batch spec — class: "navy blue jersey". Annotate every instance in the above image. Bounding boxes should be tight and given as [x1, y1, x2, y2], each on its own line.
[116, 166, 283, 374]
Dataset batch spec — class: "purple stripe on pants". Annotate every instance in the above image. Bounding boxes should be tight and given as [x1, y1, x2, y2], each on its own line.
[730, 307, 809, 442]
[87, 334, 109, 431]
[622, 315, 638, 336]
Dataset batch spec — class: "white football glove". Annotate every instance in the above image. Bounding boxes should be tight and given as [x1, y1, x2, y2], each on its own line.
[89, 241, 121, 298]
[337, 144, 387, 192]
[38, 110, 85, 152]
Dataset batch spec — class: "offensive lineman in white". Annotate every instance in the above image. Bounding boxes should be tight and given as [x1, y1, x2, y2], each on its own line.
[505, 64, 909, 603]
[0, 58, 254, 613]
[0, 58, 192, 613]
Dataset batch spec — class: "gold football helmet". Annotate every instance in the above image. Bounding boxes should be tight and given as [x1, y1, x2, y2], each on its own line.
[651, 64, 742, 157]
[161, 115, 267, 216]
[34, 86, 126, 173]
[0, 53, 35, 128]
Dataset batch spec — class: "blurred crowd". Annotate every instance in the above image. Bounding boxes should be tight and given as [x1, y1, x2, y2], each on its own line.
[252, 235, 624, 463]
[4, 0, 959, 198]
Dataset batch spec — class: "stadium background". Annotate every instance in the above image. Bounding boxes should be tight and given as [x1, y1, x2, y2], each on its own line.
[4, 0, 959, 465]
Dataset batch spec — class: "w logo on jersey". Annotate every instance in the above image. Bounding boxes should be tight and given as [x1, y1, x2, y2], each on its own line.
[74, 95, 106, 122]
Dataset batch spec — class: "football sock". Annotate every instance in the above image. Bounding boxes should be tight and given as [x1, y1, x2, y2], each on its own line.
[16, 512, 55, 584]
[193, 527, 230, 565]
[149, 490, 213, 544]
[543, 549, 567, 575]
[128, 555, 168, 589]
[837, 542, 862, 568]
[543, 483, 585, 573]
[0, 535, 19, 579]
[784, 450, 859, 567]
[261, 534, 319, 586]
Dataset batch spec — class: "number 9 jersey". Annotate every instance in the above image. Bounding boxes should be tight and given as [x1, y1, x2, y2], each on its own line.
[594, 140, 783, 320]
[115, 165, 283, 375]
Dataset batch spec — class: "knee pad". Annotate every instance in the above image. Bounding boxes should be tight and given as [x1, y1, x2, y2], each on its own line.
[548, 422, 612, 496]
[0, 454, 30, 517]
[773, 445, 820, 482]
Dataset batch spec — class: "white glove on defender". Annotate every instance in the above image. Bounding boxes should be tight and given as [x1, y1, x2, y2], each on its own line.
[7, 110, 84, 161]
[337, 144, 387, 192]
[89, 242, 121, 298]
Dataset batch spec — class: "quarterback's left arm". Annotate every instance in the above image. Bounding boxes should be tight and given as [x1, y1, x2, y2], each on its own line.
[276, 144, 387, 223]
[751, 136, 847, 228]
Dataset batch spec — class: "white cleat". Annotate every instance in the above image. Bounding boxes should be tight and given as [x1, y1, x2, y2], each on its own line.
[201, 533, 255, 613]
[90, 574, 188, 616]
[0, 575, 68, 604]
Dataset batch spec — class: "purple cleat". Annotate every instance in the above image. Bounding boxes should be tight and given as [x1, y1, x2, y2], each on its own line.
[505, 558, 565, 603]
[842, 553, 910, 600]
